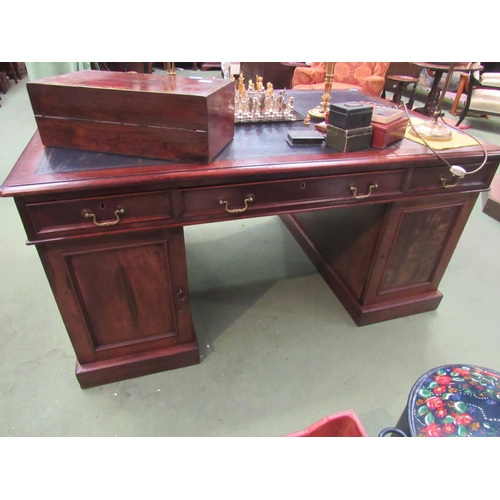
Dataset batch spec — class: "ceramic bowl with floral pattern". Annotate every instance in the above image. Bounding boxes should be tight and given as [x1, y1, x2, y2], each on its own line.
[407, 365, 500, 437]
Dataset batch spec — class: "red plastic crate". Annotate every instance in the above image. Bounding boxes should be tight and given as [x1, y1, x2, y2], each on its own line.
[285, 410, 368, 437]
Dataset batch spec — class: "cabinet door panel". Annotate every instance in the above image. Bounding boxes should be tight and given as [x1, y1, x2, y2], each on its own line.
[65, 240, 177, 349]
[38, 227, 194, 364]
[378, 205, 459, 291]
[363, 193, 477, 304]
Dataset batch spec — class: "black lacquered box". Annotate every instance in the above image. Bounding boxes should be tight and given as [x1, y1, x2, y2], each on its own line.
[329, 102, 373, 130]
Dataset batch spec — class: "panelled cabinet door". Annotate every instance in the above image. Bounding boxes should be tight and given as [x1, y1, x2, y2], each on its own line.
[363, 192, 478, 305]
[37, 227, 196, 366]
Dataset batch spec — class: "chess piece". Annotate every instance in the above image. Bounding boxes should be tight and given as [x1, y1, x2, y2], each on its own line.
[238, 74, 245, 96]
[258, 90, 266, 113]
[247, 91, 254, 117]
[256, 76, 263, 92]
[277, 89, 285, 113]
[285, 96, 295, 119]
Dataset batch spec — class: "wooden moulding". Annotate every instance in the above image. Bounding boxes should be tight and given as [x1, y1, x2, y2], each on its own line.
[76, 340, 200, 389]
[26, 70, 235, 164]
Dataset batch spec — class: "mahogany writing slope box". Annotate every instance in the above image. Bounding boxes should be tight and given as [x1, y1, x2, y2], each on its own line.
[26, 70, 235, 164]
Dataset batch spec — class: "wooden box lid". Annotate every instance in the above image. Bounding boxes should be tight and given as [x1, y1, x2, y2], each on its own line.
[27, 70, 235, 132]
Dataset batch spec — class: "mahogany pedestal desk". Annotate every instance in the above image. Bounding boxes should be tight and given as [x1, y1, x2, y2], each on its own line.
[1, 90, 499, 388]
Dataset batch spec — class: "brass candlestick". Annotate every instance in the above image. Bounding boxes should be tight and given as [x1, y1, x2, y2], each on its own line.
[309, 62, 335, 120]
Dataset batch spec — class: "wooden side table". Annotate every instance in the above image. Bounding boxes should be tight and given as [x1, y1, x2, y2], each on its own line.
[0, 71, 11, 94]
[0, 63, 21, 83]
[386, 74, 419, 107]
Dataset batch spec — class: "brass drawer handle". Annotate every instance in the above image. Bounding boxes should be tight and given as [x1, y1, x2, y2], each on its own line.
[82, 207, 125, 227]
[218, 194, 254, 214]
[439, 175, 461, 189]
[350, 182, 378, 200]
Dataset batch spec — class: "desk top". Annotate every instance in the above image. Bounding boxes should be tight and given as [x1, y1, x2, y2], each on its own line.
[1, 90, 499, 198]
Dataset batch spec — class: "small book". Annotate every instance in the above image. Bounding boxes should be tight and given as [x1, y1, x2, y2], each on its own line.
[286, 130, 325, 146]
[371, 106, 404, 124]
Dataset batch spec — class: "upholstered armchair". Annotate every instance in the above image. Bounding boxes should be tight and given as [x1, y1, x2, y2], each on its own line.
[292, 62, 390, 97]
[450, 71, 500, 125]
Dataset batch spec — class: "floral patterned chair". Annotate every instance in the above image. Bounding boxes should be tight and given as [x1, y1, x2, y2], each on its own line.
[291, 62, 390, 97]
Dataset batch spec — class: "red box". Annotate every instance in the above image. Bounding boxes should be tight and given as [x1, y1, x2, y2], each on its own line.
[285, 410, 368, 437]
[371, 116, 409, 148]
[27, 70, 235, 164]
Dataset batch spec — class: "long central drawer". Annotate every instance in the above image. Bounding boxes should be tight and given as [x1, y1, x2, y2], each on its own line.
[179, 170, 406, 219]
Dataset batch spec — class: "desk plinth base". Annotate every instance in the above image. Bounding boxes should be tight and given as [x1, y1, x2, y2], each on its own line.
[75, 341, 200, 389]
[343, 291, 443, 326]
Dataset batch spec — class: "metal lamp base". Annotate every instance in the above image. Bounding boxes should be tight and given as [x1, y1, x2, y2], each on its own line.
[409, 119, 452, 141]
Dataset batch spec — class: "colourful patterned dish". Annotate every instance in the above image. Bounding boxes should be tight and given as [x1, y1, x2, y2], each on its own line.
[408, 365, 500, 437]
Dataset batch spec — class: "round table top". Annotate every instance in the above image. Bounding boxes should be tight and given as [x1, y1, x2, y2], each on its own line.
[413, 62, 483, 73]
[386, 74, 420, 83]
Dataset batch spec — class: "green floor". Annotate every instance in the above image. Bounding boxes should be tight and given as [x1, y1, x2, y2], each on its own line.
[1, 67, 500, 438]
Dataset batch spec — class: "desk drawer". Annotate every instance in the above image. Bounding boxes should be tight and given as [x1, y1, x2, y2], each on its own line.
[409, 164, 491, 193]
[27, 190, 173, 238]
[180, 170, 406, 218]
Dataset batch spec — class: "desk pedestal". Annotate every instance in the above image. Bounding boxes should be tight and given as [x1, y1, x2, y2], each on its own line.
[36, 227, 199, 388]
[281, 192, 477, 325]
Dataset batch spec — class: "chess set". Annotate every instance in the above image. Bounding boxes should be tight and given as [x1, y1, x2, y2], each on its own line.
[234, 74, 302, 123]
